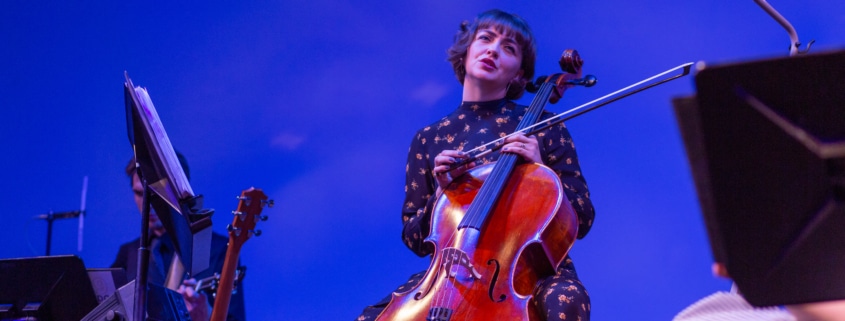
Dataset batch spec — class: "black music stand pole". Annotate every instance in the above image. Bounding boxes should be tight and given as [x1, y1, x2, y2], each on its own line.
[134, 173, 152, 321]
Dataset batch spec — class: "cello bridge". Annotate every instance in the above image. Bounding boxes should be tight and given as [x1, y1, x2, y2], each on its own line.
[440, 247, 482, 280]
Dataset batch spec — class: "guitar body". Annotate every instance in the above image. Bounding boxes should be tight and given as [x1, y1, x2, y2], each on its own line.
[376, 162, 578, 321]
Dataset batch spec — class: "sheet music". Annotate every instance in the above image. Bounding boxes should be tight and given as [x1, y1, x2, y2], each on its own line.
[131, 85, 194, 201]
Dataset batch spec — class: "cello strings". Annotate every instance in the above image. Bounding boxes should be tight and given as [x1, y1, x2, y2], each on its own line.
[430, 82, 555, 317]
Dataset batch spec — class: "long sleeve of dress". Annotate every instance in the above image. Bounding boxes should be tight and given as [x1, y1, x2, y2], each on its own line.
[401, 131, 438, 257]
[536, 117, 595, 239]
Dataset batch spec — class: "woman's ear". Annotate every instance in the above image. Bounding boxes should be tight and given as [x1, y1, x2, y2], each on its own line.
[513, 69, 527, 88]
[514, 69, 525, 81]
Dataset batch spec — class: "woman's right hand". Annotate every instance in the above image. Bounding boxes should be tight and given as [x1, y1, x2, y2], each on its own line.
[432, 150, 475, 188]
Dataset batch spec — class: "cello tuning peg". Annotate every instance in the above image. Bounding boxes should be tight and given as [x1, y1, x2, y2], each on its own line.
[566, 75, 597, 87]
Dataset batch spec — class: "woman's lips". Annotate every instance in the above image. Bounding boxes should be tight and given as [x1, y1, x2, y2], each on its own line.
[479, 58, 497, 70]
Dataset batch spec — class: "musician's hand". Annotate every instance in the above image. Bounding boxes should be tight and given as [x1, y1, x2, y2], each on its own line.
[178, 278, 212, 321]
[503, 134, 541, 163]
[432, 149, 475, 188]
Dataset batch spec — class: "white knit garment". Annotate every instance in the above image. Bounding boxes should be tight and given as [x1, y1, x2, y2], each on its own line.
[674, 291, 797, 321]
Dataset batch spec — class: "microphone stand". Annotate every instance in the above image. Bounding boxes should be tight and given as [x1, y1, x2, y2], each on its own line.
[45, 211, 55, 256]
[37, 176, 87, 256]
[37, 210, 82, 256]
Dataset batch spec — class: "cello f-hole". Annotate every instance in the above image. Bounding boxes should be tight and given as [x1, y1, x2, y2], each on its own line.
[414, 264, 442, 300]
[487, 259, 507, 302]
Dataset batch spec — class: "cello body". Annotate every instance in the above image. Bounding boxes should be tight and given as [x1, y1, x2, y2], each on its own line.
[376, 162, 579, 321]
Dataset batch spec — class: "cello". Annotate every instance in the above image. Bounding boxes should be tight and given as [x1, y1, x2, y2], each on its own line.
[377, 50, 590, 321]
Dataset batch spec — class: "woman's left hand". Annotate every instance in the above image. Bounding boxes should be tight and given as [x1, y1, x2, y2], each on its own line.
[502, 133, 541, 163]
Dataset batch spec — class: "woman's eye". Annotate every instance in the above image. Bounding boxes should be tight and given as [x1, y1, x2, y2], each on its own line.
[505, 45, 516, 54]
[478, 35, 490, 41]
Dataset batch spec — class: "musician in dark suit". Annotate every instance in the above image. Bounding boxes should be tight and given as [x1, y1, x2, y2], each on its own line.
[111, 153, 246, 321]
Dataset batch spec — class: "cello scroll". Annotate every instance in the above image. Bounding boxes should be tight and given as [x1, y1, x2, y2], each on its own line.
[526, 49, 598, 104]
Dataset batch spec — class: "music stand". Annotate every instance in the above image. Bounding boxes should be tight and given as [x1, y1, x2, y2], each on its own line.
[673, 50, 845, 307]
[124, 73, 214, 320]
[0, 255, 99, 321]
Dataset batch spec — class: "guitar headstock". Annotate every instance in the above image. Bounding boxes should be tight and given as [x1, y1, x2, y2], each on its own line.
[228, 187, 272, 247]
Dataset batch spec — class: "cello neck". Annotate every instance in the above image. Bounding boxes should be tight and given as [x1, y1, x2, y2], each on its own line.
[458, 82, 557, 230]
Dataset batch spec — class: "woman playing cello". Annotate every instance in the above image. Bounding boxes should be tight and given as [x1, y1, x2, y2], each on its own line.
[357, 9, 595, 321]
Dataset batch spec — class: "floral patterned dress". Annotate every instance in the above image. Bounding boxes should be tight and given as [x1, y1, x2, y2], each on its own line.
[358, 98, 595, 321]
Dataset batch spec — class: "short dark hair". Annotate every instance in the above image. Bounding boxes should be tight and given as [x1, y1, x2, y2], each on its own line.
[446, 9, 537, 100]
[125, 151, 190, 184]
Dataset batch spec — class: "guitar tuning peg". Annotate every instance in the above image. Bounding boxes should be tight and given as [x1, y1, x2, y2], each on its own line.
[263, 199, 275, 208]
[259, 215, 268, 221]
[237, 195, 253, 206]
[252, 229, 262, 237]
[231, 210, 243, 216]
[227, 224, 242, 236]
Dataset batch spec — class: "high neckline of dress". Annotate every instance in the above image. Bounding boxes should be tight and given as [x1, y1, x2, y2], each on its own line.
[459, 98, 508, 112]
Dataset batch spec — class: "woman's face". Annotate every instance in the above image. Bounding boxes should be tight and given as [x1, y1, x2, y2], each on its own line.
[464, 27, 523, 89]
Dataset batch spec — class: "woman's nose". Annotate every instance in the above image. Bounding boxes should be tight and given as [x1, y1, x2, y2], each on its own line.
[486, 47, 499, 58]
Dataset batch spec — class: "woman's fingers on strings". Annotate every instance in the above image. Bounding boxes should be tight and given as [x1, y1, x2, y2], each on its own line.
[502, 134, 541, 162]
[504, 133, 536, 146]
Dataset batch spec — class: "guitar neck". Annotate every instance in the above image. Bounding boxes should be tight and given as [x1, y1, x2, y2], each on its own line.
[210, 243, 242, 321]
[210, 187, 269, 321]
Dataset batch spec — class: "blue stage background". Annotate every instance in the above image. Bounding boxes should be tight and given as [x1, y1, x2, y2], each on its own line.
[2, 1, 843, 319]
